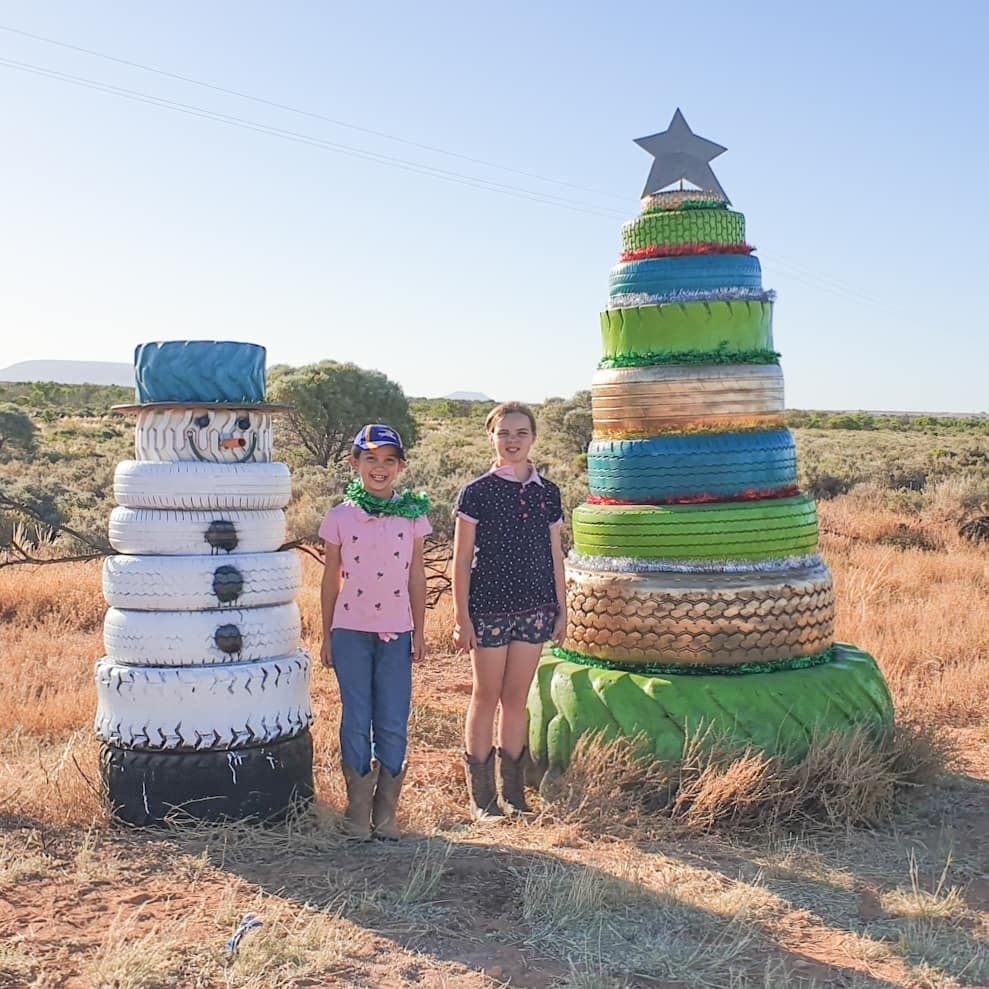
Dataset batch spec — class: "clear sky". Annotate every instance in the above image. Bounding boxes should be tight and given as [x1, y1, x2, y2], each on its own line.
[1, 2, 987, 412]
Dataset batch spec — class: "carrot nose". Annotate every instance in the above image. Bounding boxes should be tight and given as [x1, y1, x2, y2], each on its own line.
[221, 438, 247, 449]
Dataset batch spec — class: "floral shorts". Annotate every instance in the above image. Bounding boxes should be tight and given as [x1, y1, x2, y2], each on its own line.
[471, 604, 558, 649]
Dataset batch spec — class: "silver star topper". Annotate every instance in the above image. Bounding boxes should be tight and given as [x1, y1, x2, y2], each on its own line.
[634, 109, 729, 203]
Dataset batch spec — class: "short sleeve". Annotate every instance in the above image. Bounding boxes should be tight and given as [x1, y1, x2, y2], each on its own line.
[318, 508, 342, 545]
[547, 483, 564, 528]
[454, 482, 481, 524]
[413, 514, 433, 539]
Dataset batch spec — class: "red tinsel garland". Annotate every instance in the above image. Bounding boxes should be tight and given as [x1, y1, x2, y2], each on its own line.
[587, 486, 800, 507]
[620, 243, 756, 262]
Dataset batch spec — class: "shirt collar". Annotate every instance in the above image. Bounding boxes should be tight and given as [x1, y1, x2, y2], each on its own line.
[489, 462, 544, 486]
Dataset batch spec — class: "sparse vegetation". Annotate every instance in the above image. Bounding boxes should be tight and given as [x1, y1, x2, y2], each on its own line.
[1, 389, 987, 986]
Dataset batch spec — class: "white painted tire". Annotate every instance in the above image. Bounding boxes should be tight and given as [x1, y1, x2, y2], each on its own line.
[103, 552, 302, 611]
[103, 603, 301, 666]
[114, 461, 291, 510]
[95, 652, 313, 750]
[109, 507, 286, 556]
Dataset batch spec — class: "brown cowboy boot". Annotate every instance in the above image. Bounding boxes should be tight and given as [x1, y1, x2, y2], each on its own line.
[463, 749, 504, 822]
[341, 762, 378, 839]
[496, 747, 531, 817]
[372, 763, 406, 841]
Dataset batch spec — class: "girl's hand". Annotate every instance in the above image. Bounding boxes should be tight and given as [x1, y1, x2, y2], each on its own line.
[551, 611, 567, 645]
[412, 634, 427, 664]
[320, 637, 333, 669]
[452, 620, 477, 652]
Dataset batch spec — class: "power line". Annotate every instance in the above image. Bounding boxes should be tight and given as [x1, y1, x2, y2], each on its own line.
[0, 55, 626, 219]
[0, 37, 905, 313]
[0, 21, 628, 202]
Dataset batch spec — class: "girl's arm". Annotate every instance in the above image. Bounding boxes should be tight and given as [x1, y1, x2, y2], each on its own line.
[452, 516, 477, 651]
[550, 524, 567, 643]
[409, 536, 428, 663]
[320, 541, 343, 667]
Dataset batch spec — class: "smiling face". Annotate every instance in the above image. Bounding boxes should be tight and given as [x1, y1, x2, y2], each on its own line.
[489, 411, 536, 468]
[135, 408, 273, 463]
[349, 445, 405, 498]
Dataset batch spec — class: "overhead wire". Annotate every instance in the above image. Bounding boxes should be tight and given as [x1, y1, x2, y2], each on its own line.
[0, 21, 628, 202]
[0, 55, 626, 219]
[0, 27, 899, 312]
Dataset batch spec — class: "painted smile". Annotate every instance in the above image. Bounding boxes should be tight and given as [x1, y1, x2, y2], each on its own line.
[187, 429, 258, 463]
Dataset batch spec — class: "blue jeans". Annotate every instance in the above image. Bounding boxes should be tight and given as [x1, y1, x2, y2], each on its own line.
[331, 629, 413, 777]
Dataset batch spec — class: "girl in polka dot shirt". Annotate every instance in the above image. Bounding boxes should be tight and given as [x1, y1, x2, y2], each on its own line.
[453, 402, 566, 820]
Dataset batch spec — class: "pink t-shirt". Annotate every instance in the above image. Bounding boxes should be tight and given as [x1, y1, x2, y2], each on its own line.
[319, 503, 433, 634]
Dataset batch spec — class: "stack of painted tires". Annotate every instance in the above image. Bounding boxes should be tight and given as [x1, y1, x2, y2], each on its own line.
[96, 341, 314, 824]
[528, 190, 893, 775]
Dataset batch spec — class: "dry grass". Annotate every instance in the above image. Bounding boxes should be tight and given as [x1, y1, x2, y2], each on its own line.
[539, 718, 955, 841]
[1, 490, 988, 988]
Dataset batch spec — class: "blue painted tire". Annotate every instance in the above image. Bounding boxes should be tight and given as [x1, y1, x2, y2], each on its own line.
[587, 430, 797, 502]
[609, 255, 763, 299]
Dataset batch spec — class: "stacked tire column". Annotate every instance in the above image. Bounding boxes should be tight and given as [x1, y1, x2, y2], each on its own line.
[527, 187, 894, 776]
[96, 457, 314, 824]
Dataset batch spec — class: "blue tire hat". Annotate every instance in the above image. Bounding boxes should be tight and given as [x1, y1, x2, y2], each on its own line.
[112, 341, 293, 413]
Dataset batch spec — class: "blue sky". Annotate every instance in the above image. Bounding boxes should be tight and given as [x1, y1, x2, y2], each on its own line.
[1, 2, 986, 412]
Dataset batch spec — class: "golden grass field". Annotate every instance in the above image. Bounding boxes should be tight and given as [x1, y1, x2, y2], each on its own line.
[0, 493, 987, 988]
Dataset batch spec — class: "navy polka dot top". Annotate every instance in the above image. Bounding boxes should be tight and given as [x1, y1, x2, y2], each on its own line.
[455, 469, 563, 617]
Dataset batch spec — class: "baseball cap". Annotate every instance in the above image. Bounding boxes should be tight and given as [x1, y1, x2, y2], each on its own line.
[353, 423, 406, 459]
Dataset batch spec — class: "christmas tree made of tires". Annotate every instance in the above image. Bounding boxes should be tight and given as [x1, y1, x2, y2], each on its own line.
[527, 111, 893, 777]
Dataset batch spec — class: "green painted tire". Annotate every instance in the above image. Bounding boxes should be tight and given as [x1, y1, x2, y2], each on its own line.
[571, 496, 819, 561]
[622, 210, 746, 252]
[600, 300, 773, 360]
[527, 643, 894, 774]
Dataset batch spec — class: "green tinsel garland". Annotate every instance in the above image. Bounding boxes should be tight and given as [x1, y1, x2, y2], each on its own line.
[599, 348, 781, 370]
[643, 199, 728, 215]
[344, 479, 432, 519]
[549, 645, 836, 677]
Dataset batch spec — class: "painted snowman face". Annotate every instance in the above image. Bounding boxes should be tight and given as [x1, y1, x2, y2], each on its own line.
[135, 407, 274, 463]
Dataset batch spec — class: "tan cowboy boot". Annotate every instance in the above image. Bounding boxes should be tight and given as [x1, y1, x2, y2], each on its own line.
[496, 747, 531, 817]
[341, 762, 378, 839]
[463, 749, 504, 822]
[372, 763, 406, 841]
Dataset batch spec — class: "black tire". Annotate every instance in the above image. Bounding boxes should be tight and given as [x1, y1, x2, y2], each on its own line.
[100, 730, 315, 825]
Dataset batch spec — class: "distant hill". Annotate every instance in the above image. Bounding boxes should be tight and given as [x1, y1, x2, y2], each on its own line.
[443, 390, 492, 402]
[0, 360, 133, 387]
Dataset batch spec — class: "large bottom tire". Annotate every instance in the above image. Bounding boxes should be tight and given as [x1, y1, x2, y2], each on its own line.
[527, 643, 894, 775]
[101, 730, 315, 825]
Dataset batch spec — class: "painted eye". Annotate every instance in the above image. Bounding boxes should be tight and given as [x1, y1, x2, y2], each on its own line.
[194, 414, 210, 428]
[236, 415, 251, 430]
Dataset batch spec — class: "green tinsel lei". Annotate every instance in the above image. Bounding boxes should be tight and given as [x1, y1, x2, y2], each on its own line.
[643, 199, 728, 215]
[549, 645, 836, 677]
[599, 348, 781, 370]
[344, 479, 432, 519]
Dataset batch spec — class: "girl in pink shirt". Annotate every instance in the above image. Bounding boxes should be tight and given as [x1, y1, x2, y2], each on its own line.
[320, 424, 432, 840]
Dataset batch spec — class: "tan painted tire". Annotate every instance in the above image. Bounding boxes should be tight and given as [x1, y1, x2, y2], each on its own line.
[592, 364, 785, 438]
[563, 559, 834, 666]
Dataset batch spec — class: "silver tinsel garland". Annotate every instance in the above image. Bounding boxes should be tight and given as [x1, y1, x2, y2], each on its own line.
[567, 551, 822, 574]
[607, 288, 776, 310]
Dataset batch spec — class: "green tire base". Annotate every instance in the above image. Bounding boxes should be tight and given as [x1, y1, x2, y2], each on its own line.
[527, 642, 894, 777]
